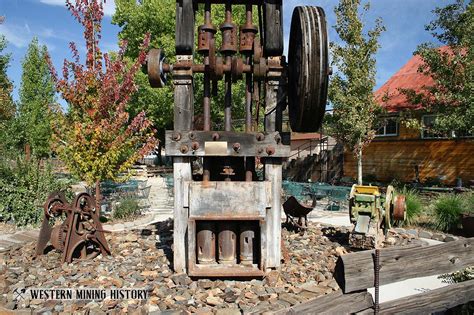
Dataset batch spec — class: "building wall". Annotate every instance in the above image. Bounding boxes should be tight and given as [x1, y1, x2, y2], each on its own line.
[344, 138, 474, 185]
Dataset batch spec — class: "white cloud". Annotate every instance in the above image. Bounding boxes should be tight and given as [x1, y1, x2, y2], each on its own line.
[39, 0, 116, 17]
[0, 24, 30, 48]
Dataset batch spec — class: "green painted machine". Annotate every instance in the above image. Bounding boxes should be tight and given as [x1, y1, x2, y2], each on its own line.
[348, 185, 406, 249]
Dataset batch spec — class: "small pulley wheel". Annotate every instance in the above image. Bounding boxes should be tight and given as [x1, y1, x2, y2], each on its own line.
[288, 6, 329, 132]
[393, 195, 407, 221]
[147, 48, 167, 88]
[73, 192, 96, 213]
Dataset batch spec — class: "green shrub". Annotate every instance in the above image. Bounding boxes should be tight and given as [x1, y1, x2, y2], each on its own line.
[113, 197, 141, 220]
[0, 156, 73, 226]
[399, 187, 423, 225]
[462, 192, 474, 214]
[434, 194, 464, 232]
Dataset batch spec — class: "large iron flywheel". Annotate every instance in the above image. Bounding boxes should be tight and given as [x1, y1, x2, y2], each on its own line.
[288, 6, 329, 132]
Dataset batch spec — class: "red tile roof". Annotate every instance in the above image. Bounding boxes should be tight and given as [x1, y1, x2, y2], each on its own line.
[374, 54, 435, 112]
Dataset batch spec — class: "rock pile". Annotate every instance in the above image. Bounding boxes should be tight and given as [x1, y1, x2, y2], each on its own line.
[0, 220, 418, 314]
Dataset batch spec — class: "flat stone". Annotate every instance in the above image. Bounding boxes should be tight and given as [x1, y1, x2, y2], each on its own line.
[206, 296, 224, 306]
[419, 230, 433, 239]
[444, 235, 458, 242]
[432, 233, 446, 241]
[405, 229, 418, 237]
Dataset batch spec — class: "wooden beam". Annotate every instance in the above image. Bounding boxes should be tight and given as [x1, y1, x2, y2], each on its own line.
[335, 238, 474, 293]
[274, 291, 374, 315]
[358, 279, 474, 315]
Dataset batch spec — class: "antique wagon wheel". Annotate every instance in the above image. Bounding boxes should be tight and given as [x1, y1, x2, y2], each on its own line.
[175, 0, 194, 54]
[288, 6, 329, 132]
[147, 49, 168, 88]
[263, 0, 283, 56]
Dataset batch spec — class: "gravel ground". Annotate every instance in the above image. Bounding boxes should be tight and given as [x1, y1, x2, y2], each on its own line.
[0, 220, 421, 314]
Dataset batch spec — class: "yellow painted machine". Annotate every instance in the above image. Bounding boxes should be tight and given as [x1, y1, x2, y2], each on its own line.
[348, 185, 406, 249]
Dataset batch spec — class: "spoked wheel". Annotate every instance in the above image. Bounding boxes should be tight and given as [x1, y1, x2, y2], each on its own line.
[73, 192, 96, 214]
[288, 6, 329, 132]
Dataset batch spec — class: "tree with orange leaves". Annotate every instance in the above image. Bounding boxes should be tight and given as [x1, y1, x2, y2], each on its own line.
[47, 0, 157, 206]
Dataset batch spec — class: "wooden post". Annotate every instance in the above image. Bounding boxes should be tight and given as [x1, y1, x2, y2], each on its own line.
[265, 159, 282, 269]
[173, 55, 193, 273]
[173, 157, 191, 273]
[264, 69, 284, 270]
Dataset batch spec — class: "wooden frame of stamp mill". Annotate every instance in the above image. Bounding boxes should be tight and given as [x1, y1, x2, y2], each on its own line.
[146, 0, 329, 277]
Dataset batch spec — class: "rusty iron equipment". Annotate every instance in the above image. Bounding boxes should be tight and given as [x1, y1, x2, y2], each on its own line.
[283, 196, 316, 233]
[348, 185, 407, 249]
[147, 0, 329, 277]
[35, 192, 111, 263]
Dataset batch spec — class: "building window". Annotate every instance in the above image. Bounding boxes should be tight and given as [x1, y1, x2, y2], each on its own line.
[375, 118, 398, 137]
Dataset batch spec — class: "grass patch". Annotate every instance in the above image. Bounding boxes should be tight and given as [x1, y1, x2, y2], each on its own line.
[113, 197, 141, 220]
[434, 194, 464, 232]
[399, 187, 423, 225]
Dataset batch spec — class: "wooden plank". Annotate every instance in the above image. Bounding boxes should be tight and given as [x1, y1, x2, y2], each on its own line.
[265, 158, 282, 269]
[335, 238, 474, 293]
[369, 279, 474, 315]
[274, 291, 374, 315]
[188, 181, 270, 219]
[173, 157, 192, 273]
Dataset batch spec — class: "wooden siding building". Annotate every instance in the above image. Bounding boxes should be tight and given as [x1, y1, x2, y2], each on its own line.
[344, 52, 474, 185]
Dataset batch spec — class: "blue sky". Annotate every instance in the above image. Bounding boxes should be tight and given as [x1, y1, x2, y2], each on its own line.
[1, 0, 443, 103]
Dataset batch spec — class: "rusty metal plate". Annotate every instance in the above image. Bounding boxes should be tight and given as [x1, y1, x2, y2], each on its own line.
[188, 181, 271, 219]
[165, 130, 290, 157]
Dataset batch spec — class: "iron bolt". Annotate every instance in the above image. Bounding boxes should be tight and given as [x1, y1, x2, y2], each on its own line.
[188, 132, 196, 140]
[232, 143, 241, 153]
[256, 133, 265, 141]
[180, 145, 189, 154]
[172, 132, 181, 141]
[266, 146, 275, 156]
[191, 142, 200, 151]
[212, 133, 220, 141]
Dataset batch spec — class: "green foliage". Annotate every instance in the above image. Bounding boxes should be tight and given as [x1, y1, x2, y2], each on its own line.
[440, 266, 474, 283]
[113, 197, 141, 220]
[462, 192, 474, 213]
[0, 35, 16, 156]
[113, 0, 249, 140]
[399, 187, 423, 225]
[434, 194, 464, 232]
[0, 34, 14, 122]
[0, 157, 73, 226]
[403, 0, 474, 135]
[328, 0, 385, 184]
[17, 37, 55, 158]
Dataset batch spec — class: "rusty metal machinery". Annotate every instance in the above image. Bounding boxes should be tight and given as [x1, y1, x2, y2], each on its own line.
[348, 185, 407, 249]
[35, 192, 111, 263]
[147, 0, 329, 277]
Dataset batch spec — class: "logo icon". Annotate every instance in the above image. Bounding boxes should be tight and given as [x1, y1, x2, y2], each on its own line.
[13, 288, 26, 301]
